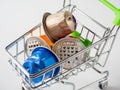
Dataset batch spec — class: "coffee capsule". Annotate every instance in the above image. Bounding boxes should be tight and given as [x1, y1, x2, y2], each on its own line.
[52, 37, 87, 70]
[25, 36, 50, 56]
[23, 46, 60, 84]
[40, 35, 54, 48]
[42, 11, 76, 43]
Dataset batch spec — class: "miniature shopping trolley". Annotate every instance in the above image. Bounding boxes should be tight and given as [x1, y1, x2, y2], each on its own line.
[5, 0, 120, 90]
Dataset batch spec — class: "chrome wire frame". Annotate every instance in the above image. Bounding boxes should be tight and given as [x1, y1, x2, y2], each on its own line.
[5, 2, 120, 90]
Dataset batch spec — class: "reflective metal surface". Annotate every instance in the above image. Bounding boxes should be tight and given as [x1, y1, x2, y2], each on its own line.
[42, 11, 76, 43]
[53, 37, 87, 70]
[25, 37, 50, 56]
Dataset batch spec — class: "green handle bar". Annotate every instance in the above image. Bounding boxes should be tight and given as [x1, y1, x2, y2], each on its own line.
[99, 0, 120, 26]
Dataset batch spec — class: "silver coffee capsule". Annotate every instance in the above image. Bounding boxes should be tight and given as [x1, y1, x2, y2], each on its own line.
[25, 36, 50, 56]
[52, 37, 87, 70]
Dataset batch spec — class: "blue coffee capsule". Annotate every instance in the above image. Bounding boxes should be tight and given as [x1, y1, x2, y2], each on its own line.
[23, 46, 60, 84]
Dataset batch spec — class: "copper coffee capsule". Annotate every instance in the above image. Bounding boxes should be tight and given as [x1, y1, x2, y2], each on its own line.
[42, 11, 76, 43]
[52, 37, 87, 70]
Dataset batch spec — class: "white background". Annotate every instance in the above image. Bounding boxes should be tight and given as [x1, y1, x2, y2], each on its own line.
[0, 0, 120, 90]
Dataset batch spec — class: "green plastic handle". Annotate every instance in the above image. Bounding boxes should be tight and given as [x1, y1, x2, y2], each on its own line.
[99, 0, 120, 26]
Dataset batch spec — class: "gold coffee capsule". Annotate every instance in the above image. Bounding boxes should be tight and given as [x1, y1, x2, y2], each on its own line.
[42, 11, 76, 43]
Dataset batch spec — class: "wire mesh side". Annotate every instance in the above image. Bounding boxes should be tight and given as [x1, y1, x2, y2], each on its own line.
[5, 5, 120, 89]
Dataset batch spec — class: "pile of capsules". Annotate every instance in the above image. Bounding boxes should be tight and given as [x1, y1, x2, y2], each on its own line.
[23, 11, 91, 84]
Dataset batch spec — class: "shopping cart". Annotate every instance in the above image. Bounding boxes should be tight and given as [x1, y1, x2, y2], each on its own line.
[5, 0, 120, 90]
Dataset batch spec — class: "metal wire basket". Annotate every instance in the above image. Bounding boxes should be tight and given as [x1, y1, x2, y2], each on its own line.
[5, 2, 120, 90]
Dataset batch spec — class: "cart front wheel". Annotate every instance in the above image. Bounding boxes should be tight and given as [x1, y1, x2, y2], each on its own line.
[98, 80, 108, 89]
[22, 87, 25, 90]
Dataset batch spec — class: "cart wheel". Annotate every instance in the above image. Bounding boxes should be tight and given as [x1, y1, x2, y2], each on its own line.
[98, 80, 108, 89]
[22, 87, 25, 90]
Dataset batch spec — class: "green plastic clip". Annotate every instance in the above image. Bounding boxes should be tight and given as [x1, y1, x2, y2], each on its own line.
[99, 0, 120, 26]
